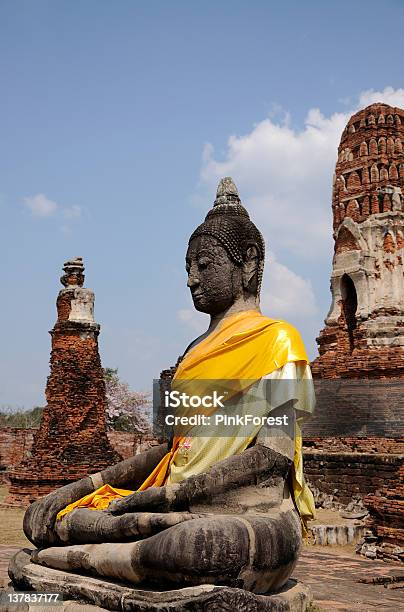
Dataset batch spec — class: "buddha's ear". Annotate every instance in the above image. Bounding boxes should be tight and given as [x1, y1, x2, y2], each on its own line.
[242, 244, 259, 294]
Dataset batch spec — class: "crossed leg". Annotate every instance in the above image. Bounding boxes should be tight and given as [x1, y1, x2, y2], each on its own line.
[33, 509, 301, 594]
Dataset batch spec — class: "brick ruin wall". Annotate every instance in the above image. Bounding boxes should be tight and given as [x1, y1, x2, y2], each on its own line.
[308, 104, 404, 558]
[303, 378, 403, 552]
[331, 104, 403, 232]
[6, 265, 123, 504]
[29, 323, 120, 478]
[312, 325, 404, 380]
[303, 449, 404, 550]
[0, 427, 159, 486]
[312, 103, 404, 380]
[303, 396, 404, 556]
[0, 428, 36, 484]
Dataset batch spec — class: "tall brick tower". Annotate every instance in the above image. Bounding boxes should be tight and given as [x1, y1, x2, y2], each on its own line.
[312, 103, 404, 379]
[7, 258, 120, 504]
[305, 104, 404, 562]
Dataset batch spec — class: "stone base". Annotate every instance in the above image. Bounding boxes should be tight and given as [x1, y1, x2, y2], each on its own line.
[9, 549, 313, 612]
[310, 523, 365, 546]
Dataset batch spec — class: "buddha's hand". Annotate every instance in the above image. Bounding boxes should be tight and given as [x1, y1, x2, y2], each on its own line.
[108, 483, 183, 515]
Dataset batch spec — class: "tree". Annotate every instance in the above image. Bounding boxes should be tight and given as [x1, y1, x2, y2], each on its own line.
[103, 368, 151, 434]
[0, 405, 43, 428]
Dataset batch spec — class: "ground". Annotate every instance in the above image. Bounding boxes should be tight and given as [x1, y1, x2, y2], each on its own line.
[0, 485, 402, 611]
[311, 508, 365, 527]
[0, 486, 30, 546]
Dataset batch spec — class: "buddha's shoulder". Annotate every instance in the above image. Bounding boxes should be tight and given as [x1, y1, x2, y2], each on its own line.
[259, 317, 307, 356]
[260, 317, 303, 340]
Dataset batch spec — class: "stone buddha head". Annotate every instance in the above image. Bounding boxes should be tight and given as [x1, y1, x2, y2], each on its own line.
[186, 177, 265, 316]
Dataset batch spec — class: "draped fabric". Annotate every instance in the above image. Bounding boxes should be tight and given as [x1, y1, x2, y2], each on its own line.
[57, 310, 315, 532]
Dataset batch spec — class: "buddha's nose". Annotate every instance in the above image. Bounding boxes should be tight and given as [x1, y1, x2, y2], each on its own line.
[187, 273, 200, 289]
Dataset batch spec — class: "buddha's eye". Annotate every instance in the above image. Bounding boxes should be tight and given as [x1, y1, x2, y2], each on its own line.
[197, 258, 211, 270]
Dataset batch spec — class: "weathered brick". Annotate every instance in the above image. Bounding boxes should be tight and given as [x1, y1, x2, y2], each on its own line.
[5, 258, 121, 505]
[306, 103, 404, 560]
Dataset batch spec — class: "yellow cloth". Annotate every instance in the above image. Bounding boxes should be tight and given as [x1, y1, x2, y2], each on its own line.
[57, 310, 315, 531]
[57, 484, 133, 520]
[169, 310, 315, 532]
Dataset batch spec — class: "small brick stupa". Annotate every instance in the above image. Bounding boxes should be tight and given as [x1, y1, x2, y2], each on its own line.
[7, 258, 120, 504]
[305, 104, 404, 562]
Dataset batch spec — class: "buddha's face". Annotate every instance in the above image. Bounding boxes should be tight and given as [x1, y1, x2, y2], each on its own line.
[186, 235, 243, 315]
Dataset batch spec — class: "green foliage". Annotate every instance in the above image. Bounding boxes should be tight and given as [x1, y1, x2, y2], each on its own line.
[103, 367, 119, 382]
[0, 406, 43, 428]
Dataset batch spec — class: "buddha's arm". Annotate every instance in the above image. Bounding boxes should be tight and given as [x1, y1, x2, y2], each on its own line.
[109, 440, 292, 516]
[46, 443, 290, 547]
[23, 443, 168, 547]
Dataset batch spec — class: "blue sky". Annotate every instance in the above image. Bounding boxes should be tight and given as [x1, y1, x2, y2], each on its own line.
[1, 1, 404, 409]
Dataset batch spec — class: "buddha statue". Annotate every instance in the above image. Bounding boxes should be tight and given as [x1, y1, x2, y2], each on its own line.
[10, 178, 315, 610]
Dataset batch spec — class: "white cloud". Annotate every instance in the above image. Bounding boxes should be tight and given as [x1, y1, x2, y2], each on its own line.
[261, 252, 317, 319]
[200, 109, 344, 262]
[198, 87, 404, 264]
[358, 87, 404, 109]
[63, 205, 82, 219]
[23, 193, 58, 217]
[23, 194, 82, 231]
